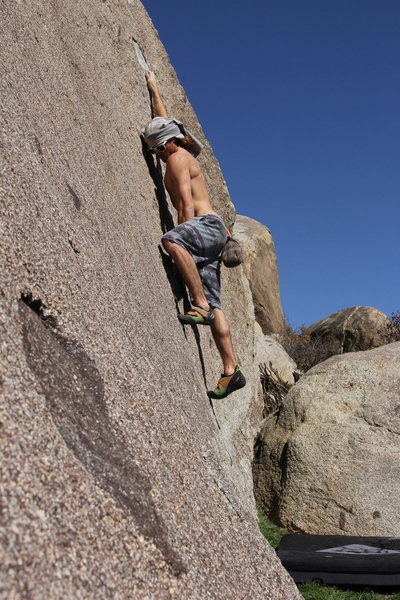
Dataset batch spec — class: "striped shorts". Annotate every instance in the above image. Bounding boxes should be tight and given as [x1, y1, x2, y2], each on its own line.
[162, 214, 228, 309]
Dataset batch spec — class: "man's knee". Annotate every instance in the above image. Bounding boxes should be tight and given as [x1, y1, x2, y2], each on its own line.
[212, 308, 230, 334]
[161, 236, 174, 254]
[162, 238, 188, 260]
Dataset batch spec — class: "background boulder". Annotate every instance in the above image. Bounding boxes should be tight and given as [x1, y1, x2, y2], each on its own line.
[234, 215, 285, 335]
[253, 342, 400, 536]
[0, 2, 299, 598]
[306, 306, 390, 355]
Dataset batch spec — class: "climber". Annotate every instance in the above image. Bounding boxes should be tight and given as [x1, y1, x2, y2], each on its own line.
[142, 71, 245, 399]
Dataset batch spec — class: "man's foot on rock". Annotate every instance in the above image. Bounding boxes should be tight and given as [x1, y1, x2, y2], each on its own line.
[178, 305, 215, 326]
[207, 366, 246, 399]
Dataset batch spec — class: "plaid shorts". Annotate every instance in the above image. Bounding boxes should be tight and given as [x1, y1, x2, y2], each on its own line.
[162, 214, 228, 309]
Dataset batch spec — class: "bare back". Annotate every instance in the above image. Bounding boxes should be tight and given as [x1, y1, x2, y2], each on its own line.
[164, 146, 216, 223]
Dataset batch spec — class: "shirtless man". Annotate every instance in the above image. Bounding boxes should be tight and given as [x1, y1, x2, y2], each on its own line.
[142, 71, 245, 399]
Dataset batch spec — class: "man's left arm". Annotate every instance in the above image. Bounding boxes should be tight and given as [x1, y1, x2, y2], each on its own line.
[145, 71, 168, 118]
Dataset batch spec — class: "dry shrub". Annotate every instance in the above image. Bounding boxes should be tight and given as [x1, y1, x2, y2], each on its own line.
[278, 321, 333, 372]
[259, 362, 291, 418]
[381, 310, 400, 343]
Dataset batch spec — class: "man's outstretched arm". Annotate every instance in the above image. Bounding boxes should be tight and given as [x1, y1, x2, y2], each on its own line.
[145, 71, 168, 118]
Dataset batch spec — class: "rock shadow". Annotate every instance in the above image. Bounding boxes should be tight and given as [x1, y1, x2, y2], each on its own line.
[141, 137, 174, 234]
[20, 300, 186, 576]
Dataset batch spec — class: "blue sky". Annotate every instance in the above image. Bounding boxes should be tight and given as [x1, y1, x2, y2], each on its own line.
[141, 0, 400, 328]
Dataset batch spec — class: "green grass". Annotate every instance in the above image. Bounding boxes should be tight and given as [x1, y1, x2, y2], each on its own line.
[299, 582, 400, 600]
[257, 506, 286, 549]
[256, 507, 400, 600]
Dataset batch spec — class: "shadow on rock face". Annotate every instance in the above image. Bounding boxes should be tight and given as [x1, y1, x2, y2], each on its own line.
[20, 300, 186, 577]
[158, 245, 186, 303]
[141, 136, 174, 235]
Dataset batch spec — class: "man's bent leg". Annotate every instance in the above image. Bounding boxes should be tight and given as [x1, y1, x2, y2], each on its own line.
[162, 239, 209, 309]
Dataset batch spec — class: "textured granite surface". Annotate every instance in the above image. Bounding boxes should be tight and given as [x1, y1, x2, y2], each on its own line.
[1, 1, 300, 598]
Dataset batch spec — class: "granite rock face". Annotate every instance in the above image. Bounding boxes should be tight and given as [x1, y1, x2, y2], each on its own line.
[254, 342, 400, 536]
[234, 215, 285, 335]
[306, 306, 390, 355]
[0, 2, 300, 598]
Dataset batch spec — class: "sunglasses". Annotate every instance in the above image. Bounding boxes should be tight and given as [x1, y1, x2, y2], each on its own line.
[148, 140, 168, 154]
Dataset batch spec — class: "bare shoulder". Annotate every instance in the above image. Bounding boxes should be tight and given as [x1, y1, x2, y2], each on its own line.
[166, 148, 191, 174]
[168, 148, 190, 165]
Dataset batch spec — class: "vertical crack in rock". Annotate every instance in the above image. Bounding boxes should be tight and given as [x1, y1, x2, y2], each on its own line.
[19, 301, 186, 576]
[132, 38, 150, 70]
[65, 182, 82, 210]
[33, 134, 43, 163]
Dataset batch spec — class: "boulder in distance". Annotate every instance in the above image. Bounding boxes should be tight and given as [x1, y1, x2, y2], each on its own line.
[254, 342, 400, 536]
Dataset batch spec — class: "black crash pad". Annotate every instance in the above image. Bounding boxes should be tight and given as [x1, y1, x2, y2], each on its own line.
[276, 534, 400, 587]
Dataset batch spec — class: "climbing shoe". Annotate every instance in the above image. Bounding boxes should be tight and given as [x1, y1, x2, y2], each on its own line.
[207, 366, 246, 399]
[178, 305, 215, 326]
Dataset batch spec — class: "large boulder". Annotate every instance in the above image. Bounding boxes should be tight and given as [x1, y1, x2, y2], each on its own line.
[0, 2, 299, 599]
[306, 306, 390, 355]
[234, 215, 285, 335]
[253, 342, 400, 536]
